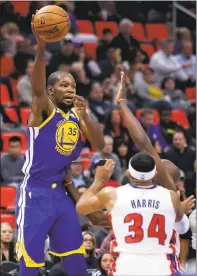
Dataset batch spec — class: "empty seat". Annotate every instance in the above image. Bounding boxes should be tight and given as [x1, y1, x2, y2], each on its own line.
[0, 186, 16, 211]
[171, 110, 190, 129]
[0, 214, 16, 229]
[0, 84, 14, 106]
[1, 132, 27, 153]
[131, 23, 147, 41]
[20, 108, 31, 126]
[135, 109, 160, 125]
[76, 20, 94, 34]
[4, 108, 19, 123]
[95, 21, 118, 38]
[11, 1, 30, 16]
[140, 44, 155, 58]
[146, 24, 169, 41]
[186, 87, 196, 101]
[84, 42, 97, 59]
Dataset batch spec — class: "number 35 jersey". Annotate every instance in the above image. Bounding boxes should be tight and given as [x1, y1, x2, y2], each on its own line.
[110, 183, 176, 255]
[22, 107, 82, 184]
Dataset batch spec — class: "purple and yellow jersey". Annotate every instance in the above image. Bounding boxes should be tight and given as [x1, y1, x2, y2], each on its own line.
[22, 106, 82, 184]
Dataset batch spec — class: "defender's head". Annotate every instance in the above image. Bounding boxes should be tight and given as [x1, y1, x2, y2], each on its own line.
[128, 152, 156, 185]
[47, 71, 76, 110]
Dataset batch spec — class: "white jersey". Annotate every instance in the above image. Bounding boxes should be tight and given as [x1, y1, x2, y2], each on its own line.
[110, 184, 178, 276]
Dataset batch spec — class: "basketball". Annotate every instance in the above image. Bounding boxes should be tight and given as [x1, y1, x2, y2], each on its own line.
[33, 5, 70, 43]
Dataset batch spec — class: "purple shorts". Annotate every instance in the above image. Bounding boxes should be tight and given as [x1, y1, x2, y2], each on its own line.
[15, 180, 84, 267]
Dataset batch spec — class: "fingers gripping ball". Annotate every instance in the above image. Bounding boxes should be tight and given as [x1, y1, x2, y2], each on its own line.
[33, 5, 70, 42]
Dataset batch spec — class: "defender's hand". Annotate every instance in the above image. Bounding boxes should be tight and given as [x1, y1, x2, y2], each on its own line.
[95, 159, 115, 184]
[31, 11, 46, 47]
[115, 71, 127, 104]
[73, 95, 87, 118]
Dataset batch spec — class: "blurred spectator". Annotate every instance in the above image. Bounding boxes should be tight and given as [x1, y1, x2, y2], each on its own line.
[17, 58, 34, 106]
[98, 1, 119, 22]
[111, 19, 149, 63]
[159, 107, 189, 145]
[174, 27, 191, 55]
[99, 45, 118, 80]
[0, 222, 17, 263]
[90, 135, 122, 182]
[47, 38, 78, 76]
[0, 39, 15, 77]
[176, 41, 196, 81]
[96, 29, 113, 61]
[57, 2, 78, 34]
[14, 40, 34, 75]
[88, 83, 110, 123]
[93, 251, 114, 276]
[1, 136, 24, 186]
[115, 140, 130, 171]
[82, 231, 98, 276]
[70, 157, 90, 189]
[161, 77, 191, 112]
[151, 139, 164, 158]
[103, 108, 131, 152]
[71, 62, 92, 98]
[150, 38, 190, 85]
[98, 232, 113, 254]
[184, 160, 196, 198]
[58, 63, 71, 73]
[133, 108, 168, 152]
[165, 131, 196, 175]
[134, 68, 165, 106]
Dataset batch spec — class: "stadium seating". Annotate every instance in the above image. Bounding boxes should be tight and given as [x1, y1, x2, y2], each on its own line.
[140, 44, 155, 58]
[146, 24, 169, 41]
[1, 132, 27, 153]
[20, 107, 31, 126]
[95, 21, 119, 38]
[81, 158, 91, 170]
[135, 109, 160, 125]
[0, 214, 16, 229]
[4, 107, 19, 123]
[0, 186, 16, 211]
[11, 1, 30, 16]
[131, 23, 147, 41]
[0, 84, 16, 106]
[84, 42, 97, 59]
[76, 20, 94, 34]
[171, 110, 190, 129]
[103, 180, 120, 188]
[186, 87, 196, 101]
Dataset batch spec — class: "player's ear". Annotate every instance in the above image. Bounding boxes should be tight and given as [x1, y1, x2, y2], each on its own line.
[47, 85, 54, 96]
[126, 170, 131, 179]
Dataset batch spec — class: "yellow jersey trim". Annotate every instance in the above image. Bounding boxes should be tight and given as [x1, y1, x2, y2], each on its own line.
[48, 243, 85, 257]
[16, 241, 45, 268]
[58, 108, 69, 120]
[38, 107, 56, 129]
[71, 107, 79, 121]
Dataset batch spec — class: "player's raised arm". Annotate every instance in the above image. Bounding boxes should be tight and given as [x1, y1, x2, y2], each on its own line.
[116, 71, 176, 191]
[73, 95, 105, 151]
[30, 13, 53, 125]
[76, 160, 116, 215]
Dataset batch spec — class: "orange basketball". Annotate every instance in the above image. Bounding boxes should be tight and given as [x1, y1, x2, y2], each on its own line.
[33, 5, 70, 43]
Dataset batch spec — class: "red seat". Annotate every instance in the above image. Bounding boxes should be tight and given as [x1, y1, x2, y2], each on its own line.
[81, 151, 94, 158]
[171, 110, 190, 129]
[1, 214, 16, 229]
[1, 132, 27, 153]
[186, 87, 196, 101]
[11, 1, 30, 16]
[103, 180, 120, 188]
[10, 78, 19, 105]
[131, 23, 147, 41]
[76, 20, 94, 34]
[0, 84, 15, 106]
[20, 108, 31, 126]
[140, 44, 155, 58]
[95, 21, 118, 38]
[146, 24, 169, 41]
[4, 107, 19, 123]
[81, 158, 91, 170]
[135, 109, 160, 125]
[0, 186, 16, 210]
[84, 43, 97, 59]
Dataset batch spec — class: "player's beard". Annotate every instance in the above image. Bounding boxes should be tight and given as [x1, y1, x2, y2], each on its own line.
[57, 102, 73, 112]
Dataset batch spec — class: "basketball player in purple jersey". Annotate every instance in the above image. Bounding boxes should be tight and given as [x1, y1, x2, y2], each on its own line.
[15, 14, 104, 276]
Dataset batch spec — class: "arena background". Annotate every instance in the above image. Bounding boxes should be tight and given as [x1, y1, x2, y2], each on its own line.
[0, 1, 196, 275]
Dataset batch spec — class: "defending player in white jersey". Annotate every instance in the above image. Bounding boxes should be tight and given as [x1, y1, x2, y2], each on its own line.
[76, 156, 190, 276]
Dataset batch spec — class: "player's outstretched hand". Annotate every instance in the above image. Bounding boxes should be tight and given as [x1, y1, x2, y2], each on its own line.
[180, 192, 196, 214]
[31, 11, 46, 47]
[115, 71, 126, 105]
[73, 95, 87, 118]
[95, 159, 115, 184]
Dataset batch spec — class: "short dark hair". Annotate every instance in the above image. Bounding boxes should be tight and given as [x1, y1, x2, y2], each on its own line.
[159, 106, 172, 115]
[9, 136, 21, 144]
[103, 28, 112, 35]
[130, 152, 155, 173]
[47, 71, 62, 87]
[174, 130, 186, 138]
[140, 108, 153, 118]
